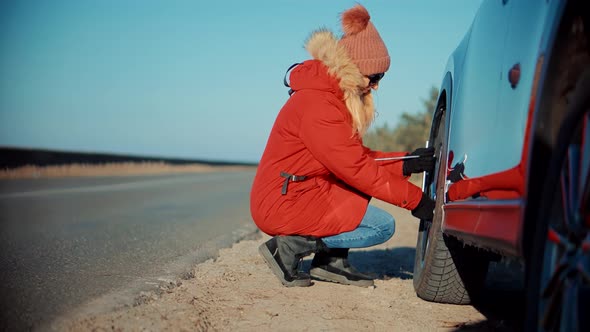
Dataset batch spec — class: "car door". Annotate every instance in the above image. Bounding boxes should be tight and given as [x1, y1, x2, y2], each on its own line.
[497, 0, 553, 162]
[448, 0, 513, 178]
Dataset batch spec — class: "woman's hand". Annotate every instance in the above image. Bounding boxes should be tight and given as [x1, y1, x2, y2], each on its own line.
[402, 147, 435, 176]
[411, 193, 435, 221]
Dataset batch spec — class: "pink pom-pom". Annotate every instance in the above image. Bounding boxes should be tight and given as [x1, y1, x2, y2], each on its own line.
[341, 4, 370, 35]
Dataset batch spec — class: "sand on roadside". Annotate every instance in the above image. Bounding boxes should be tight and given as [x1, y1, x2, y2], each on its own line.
[54, 200, 502, 332]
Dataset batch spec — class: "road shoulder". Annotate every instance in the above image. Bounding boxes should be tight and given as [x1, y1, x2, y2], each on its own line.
[55, 201, 489, 331]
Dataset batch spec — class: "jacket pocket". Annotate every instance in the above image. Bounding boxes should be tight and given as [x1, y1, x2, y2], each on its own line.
[288, 177, 319, 198]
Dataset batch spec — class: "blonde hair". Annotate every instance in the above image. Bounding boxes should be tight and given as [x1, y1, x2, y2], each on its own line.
[345, 90, 374, 136]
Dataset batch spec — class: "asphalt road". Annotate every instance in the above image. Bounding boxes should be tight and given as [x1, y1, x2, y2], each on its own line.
[0, 170, 257, 331]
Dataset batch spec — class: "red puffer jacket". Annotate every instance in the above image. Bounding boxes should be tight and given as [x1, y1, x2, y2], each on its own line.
[250, 30, 423, 237]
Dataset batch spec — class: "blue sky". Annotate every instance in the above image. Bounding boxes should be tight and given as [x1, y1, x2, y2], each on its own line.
[0, 0, 482, 163]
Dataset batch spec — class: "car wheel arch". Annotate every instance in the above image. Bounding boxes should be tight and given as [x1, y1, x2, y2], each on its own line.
[522, 0, 590, 263]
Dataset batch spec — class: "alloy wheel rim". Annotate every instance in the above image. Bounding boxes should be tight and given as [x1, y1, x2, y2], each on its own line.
[540, 111, 590, 331]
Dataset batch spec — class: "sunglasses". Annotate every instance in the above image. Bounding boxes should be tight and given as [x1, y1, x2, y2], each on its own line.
[367, 73, 385, 86]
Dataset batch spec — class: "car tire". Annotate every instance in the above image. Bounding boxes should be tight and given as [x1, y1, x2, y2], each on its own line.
[524, 68, 590, 332]
[413, 104, 490, 305]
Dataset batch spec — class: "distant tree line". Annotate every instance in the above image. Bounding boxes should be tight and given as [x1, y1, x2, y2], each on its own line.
[364, 86, 439, 152]
[0, 147, 257, 169]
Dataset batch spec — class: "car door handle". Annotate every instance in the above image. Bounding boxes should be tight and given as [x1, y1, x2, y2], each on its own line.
[509, 63, 521, 89]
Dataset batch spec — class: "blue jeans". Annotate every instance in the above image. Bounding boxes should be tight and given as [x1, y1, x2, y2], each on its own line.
[321, 205, 395, 249]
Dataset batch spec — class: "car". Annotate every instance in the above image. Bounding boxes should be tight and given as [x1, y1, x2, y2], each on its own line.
[411, 0, 589, 331]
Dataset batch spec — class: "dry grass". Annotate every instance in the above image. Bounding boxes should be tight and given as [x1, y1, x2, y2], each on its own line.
[0, 162, 256, 180]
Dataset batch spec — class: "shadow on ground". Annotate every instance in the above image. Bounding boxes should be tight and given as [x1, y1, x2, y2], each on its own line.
[303, 247, 526, 332]
[454, 259, 526, 332]
[301, 247, 416, 280]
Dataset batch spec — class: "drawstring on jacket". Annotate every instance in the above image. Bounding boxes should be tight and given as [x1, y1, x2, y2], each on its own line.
[280, 63, 307, 195]
[283, 62, 302, 96]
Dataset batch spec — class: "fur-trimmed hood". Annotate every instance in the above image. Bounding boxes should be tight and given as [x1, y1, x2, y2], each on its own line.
[288, 29, 375, 136]
[304, 29, 366, 94]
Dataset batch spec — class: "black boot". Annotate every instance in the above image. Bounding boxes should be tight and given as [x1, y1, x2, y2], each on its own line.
[310, 248, 374, 287]
[258, 235, 325, 287]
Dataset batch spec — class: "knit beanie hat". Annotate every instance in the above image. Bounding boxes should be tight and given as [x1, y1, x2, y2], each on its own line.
[338, 4, 390, 76]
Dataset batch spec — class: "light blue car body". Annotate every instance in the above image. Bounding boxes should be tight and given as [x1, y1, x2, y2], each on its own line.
[442, 0, 565, 178]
